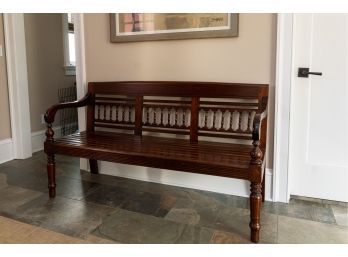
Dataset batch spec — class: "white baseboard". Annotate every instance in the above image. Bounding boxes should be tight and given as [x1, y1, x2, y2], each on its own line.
[95, 161, 274, 201]
[265, 168, 273, 201]
[31, 126, 61, 153]
[0, 138, 14, 164]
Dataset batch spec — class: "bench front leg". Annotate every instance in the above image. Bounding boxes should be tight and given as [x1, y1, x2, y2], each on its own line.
[250, 182, 262, 243]
[249, 111, 266, 242]
[249, 140, 263, 243]
[47, 154, 56, 198]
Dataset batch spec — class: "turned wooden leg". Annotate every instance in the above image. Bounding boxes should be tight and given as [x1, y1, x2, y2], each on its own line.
[89, 159, 99, 174]
[47, 154, 56, 198]
[250, 182, 262, 243]
[262, 171, 266, 203]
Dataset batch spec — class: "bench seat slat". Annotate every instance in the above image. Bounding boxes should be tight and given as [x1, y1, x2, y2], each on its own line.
[45, 131, 253, 179]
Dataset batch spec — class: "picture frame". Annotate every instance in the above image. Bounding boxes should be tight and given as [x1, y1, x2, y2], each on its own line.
[110, 13, 239, 43]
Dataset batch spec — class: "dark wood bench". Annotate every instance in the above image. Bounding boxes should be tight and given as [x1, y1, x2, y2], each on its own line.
[44, 81, 268, 243]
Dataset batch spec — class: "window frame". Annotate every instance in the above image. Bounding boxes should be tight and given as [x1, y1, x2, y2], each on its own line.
[62, 13, 76, 76]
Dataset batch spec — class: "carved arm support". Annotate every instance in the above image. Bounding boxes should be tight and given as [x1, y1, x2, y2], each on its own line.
[44, 93, 92, 142]
[250, 110, 268, 165]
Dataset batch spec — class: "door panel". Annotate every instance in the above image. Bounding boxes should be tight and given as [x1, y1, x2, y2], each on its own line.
[290, 14, 348, 202]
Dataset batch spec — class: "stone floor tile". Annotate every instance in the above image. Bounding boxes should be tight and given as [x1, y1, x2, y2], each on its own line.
[165, 206, 201, 226]
[175, 226, 214, 244]
[0, 166, 48, 192]
[214, 206, 278, 243]
[210, 230, 250, 244]
[225, 195, 250, 210]
[263, 199, 336, 224]
[81, 171, 190, 200]
[292, 195, 348, 208]
[277, 215, 348, 243]
[13, 194, 116, 238]
[331, 205, 348, 227]
[291, 195, 324, 204]
[0, 173, 8, 189]
[84, 184, 132, 208]
[55, 176, 101, 201]
[183, 189, 226, 208]
[120, 191, 177, 217]
[164, 197, 220, 228]
[309, 205, 337, 224]
[0, 185, 43, 215]
[94, 208, 186, 243]
[56, 162, 83, 180]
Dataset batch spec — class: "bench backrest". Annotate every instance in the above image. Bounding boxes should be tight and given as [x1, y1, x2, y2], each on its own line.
[86, 81, 268, 142]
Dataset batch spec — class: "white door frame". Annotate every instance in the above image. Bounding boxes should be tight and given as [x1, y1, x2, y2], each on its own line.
[273, 14, 294, 203]
[4, 13, 87, 161]
[3, 13, 32, 159]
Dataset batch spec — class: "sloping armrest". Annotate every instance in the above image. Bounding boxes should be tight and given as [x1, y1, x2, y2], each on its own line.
[250, 110, 268, 167]
[44, 93, 92, 124]
[251, 111, 268, 142]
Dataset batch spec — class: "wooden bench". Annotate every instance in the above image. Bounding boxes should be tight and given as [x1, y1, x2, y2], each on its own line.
[44, 81, 268, 243]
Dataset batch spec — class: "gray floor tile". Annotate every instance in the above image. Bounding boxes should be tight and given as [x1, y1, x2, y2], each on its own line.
[0, 166, 48, 192]
[55, 159, 82, 180]
[165, 206, 201, 226]
[292, 195, 348, 207]
[210, 230, 250, 244]
[331, 205, 348, 227]
[278, 215, 348, 243]
[0, 173, 8, 189]
[84, 184, 131, 208]
[175, 226, 214, 244]
[263, 199, 336, 224]
[0, 185, 43, 215]
[55, 176, 101, 201]
[13, 194, 116, 238]
[214, 206, 278, 243]
[121, 191, 177, 217]
[94, 208, 186, 243]
[164, 197, 220, 228]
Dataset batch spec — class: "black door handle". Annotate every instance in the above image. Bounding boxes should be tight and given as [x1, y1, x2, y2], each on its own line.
[298, 67, 323, 78]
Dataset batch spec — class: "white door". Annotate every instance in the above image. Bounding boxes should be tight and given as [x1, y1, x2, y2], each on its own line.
[289, 14, 348, 202]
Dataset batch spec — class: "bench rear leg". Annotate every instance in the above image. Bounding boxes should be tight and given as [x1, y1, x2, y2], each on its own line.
[47, 154, 56, 198]
[89, 159, 99, 174]
[250, 182, 262, 243]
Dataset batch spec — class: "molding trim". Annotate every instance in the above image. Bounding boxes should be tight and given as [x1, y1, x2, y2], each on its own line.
[273, 14, 294, 203]
[96, 162, 274, 201]
[264, 168, 273, 202]
[31, 126, 61, 153]
[3, 14, 32, 159]
[0, 138, 14, 164]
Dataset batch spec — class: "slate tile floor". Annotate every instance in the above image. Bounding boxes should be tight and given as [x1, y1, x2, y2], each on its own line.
[0, 151, 347, 244]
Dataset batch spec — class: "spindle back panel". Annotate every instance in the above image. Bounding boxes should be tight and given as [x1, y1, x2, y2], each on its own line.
[87, 81, 268, 141]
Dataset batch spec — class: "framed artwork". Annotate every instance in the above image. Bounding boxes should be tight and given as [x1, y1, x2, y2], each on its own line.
[110, 13, 239, 43]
